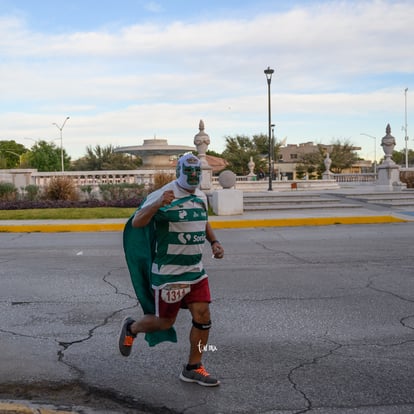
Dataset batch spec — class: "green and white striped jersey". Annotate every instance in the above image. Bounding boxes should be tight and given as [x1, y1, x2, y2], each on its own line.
[141, 181, 209, 288]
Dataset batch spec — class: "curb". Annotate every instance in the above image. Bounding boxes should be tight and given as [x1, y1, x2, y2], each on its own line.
[0, 223, 124, 233]
[0, 401, 73, 414]
[209, 215, 407, 228]
[0, 216, 407, 233]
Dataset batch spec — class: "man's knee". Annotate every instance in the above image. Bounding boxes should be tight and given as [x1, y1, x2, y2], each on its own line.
[192, 319, 212, 330]
[190, 303, 211, 330]
[190, 303, 210, 321]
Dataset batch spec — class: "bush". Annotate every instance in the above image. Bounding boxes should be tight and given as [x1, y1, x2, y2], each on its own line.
[0, 182, 18, 201]
[44, 176, 79, 201]
[80, 185, 95, 200]
[24, 184, 41, 201]
[0, 197, 144, 210]
[152, 172, 175, 191]
[98, 183, 146, 201]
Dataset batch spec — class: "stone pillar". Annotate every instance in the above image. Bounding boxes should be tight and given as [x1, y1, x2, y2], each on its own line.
[211, 170, 243, 216]
[377, 124, 404, 190]
[194, 120, 213, 191]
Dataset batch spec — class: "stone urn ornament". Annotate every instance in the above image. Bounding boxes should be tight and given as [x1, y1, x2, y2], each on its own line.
[324, 153, 332, 173]
[322, 152, 333, 179]
[381, 124, 396, 166]
[193, 119, 210, 167]
[377, 124, 403, 188]
[247, 156, 255, 177]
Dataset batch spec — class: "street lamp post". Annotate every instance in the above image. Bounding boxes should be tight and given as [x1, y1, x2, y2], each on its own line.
[404, 88, 409, 168]
[271, 124, 276, 180]
[53, 116, 70, 172]
[360, 133, 377, 175]
[264, 66, 274, 191]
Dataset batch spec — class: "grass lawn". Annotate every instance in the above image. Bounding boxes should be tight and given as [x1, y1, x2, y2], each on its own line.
[0, 207, 136, 220]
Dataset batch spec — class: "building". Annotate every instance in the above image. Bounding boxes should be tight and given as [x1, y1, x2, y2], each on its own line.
[276, 142, 363, 180]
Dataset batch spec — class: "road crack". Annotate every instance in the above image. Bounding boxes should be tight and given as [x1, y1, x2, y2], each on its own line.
[287, 338, 343, 414]
[57, 269, 139, 375]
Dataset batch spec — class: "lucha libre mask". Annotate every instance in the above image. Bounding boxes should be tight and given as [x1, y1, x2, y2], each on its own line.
[176, 153, 202, 190]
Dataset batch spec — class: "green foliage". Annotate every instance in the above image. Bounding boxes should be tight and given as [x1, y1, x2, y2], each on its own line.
[222, 134, 268, 175]
[296, 140, 359, 178]
[391, 149, 414, 167]
[44, 176, 79, 201]
[0, 140, 27, 168]
[295, 164, 306, 180]
[80, 185, 94, 199]
[329, 140, 359, 173]
[71, 144, 142, 170]
[0, 207, 135, 220]
[24, 184, 41, 201]
[296, 146, 325, 179]
[27, 140, 71, 172]
[98, 183, 146, 201]
[0, 182, 18, 201]
[206, 149, 222, 158]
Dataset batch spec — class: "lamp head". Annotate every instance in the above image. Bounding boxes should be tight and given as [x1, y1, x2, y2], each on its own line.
[264, 66, 274, 81]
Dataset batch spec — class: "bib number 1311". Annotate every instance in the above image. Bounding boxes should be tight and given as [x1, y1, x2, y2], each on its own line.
[161, 284, 191, 303]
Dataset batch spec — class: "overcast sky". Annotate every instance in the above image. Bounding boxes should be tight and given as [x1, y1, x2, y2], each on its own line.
[0, 0, 412, 161]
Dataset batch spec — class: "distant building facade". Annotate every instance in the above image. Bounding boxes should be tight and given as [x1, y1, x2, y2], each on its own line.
[276, 142, 366, 180]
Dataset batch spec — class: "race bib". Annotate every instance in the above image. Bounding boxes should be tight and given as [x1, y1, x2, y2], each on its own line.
[161, 283, 191, 304]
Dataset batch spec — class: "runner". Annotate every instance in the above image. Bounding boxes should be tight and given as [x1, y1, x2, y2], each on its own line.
[119, 153, 224, 386]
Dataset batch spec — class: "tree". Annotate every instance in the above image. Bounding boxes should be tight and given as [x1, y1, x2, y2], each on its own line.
[391, 149, 414, 167]
[206, 149, 223, 158]
[71, 144, 142, 171]
[0, 140, 27, 168]
[329, 140, 359, 173]
[221, 134, 268, 175]
[27, 140, 71, 172]
[297, 146, 324, 178]
[296, 139, 359, 178]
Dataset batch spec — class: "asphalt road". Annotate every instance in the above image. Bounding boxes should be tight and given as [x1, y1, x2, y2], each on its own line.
[1, 223, 414, 413]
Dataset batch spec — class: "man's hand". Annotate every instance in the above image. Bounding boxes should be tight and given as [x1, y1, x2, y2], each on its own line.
[132, 190, 175, 228]
[211, 241, 224, 259]
[158, 190, 175, 207]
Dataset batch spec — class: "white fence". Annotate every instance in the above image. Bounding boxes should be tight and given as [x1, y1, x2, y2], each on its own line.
[30, 170, 168, 188]
[1, 169, 379, 192]
[332, 173, 377, 183]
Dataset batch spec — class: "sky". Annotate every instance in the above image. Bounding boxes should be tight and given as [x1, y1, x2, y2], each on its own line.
[0, 0, 412, 162]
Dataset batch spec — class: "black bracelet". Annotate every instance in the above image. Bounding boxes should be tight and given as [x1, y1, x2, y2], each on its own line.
[210, 240, 220, 246]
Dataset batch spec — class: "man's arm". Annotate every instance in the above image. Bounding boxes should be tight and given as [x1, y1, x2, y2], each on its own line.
[132, 190, 175, 228]
[205, 222, 224, 259]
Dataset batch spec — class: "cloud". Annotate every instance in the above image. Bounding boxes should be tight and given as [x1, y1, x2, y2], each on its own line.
[0, 0, 412, 158]
[143, 1, 165, 13]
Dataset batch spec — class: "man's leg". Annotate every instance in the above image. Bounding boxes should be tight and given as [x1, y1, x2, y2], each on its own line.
[118, 314, 175, 357]
[187, 302, 211, 365]
[130, 314, 175, 335]
[119, 286, 181, 357]
[179, 301, 219, 386]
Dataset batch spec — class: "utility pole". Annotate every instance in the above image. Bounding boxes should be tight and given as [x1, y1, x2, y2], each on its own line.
[404, 88, 409, 168]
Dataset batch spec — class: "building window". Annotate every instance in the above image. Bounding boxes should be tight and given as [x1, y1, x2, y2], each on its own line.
[290, 154, 298, 159]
